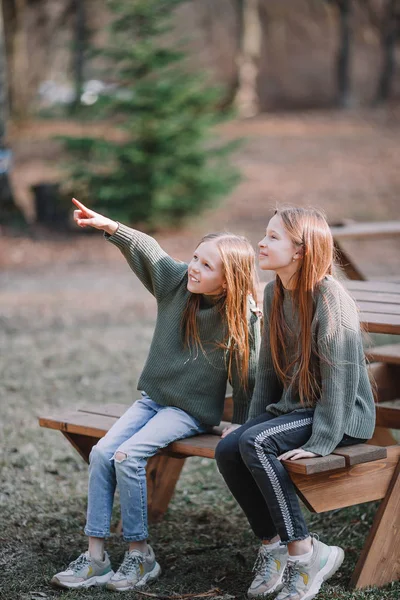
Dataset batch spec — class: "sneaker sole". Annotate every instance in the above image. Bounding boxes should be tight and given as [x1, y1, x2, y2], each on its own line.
[51, 570, 114, 589]
[301, 546, 345, 600]
[107, 561, 162, 592]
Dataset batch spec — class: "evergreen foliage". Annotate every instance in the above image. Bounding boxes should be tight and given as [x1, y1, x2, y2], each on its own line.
[62, 0, 240, 227]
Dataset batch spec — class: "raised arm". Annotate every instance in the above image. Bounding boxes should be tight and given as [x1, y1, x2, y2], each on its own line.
[72, 198, 187, 300]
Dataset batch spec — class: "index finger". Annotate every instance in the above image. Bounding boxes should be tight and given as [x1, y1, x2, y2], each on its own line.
[72, 197, 93, 215]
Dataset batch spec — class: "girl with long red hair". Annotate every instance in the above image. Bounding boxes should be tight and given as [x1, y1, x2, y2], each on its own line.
[51, 198, 261, 592]
[216, 206, 375, 600]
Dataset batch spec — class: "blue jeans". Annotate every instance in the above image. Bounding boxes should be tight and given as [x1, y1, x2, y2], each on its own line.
[215, 410, 366, 544]
[84, 394, 207, 542]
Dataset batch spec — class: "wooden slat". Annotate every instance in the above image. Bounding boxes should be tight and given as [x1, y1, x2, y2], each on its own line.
[332, 444, 387, 466]
[330, 221, 400, 240]
[350, 291, 400, 304]
[356, 302, 400, 315]
[257, 280, 400, 334]
[346, 280, 400, 293]
[375, 400, 400, 429]
[282, 454, 345, 475]
[357, 313, 400, 335]
[39, 412, 117, 438]
[78, 403, 129, 419]
[77, 394, 234, 422]
[165, 434, 219, 459]
[291, 445, 400, 513]
[366, 344, 400, 365]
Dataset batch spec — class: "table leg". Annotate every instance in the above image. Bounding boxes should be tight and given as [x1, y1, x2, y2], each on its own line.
[350, 457, 400, 588]
[146, 454, 186, 523]
[334, 241, 365, 280]
[62, 432, 98, 463]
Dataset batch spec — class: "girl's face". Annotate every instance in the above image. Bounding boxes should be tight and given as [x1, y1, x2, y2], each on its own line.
[187, 239, 226, 295]
[258, 214, 302, 282]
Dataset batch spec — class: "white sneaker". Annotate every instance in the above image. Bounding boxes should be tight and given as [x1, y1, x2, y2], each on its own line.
[276, 537, 344, 600]
[106, 545, 161, 591]
[248, 544, 288, 598]
[51, 551, 114, 589]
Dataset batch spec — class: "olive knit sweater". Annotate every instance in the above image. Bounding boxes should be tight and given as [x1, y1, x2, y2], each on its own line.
[248, 277, 375, 456]
[105, 223, 261, 426]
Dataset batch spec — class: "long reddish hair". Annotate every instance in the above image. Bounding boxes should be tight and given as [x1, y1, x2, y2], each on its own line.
[182, 233, 258, 389]
[270, 207, 334, 405]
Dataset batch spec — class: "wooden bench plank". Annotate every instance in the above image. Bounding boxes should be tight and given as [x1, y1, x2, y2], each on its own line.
[77, 394, 235, 423]
[356, 312, 400, 334]
[282, 454, 345, 475]
[350, 291, 400, 305]
[332, 444, 387, 466]
[366, 344, 400, 365]
[356, 302, 400, 316]
[40, 410, 376, 475]
[292, 445, 400, 513]
[346, 280, 400, 293]
[39, 412, 118, 438]
[78, 403, 128, 418]
[330, 221, 400, 240]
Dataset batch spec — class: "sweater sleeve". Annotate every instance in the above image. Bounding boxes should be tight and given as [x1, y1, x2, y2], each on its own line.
[229, 304, 262, 424]
[301, 325, 364, 456]
[105, 223, 187, 301]
[247, 284, 283, 420]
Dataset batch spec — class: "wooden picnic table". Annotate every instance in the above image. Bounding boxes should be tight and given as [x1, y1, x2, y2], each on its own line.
[330, 220, 400, 280]
[257, 279, 400, 335]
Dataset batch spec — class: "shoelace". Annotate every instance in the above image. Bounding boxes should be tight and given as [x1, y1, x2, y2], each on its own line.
[68, 553, 90, 573]
[252, 549, 275, 579]
[281, 560, 300, 593]
[118, 552, 143, 577]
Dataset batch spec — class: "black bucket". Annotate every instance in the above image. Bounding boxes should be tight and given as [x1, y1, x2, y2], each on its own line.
[33, 183, 69, 227]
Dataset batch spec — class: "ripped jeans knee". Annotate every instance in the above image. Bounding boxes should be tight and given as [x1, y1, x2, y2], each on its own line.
[113, 451, 128, 463]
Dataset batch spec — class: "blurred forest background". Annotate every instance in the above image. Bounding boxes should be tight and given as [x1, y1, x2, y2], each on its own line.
[1, 0, 400, 231]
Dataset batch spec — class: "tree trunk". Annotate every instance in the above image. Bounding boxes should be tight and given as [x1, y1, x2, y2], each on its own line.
[376, 0, 400, 103]
[9, 0, 30, 118]
[0, 1, 20, 225]
[234, 0, 262, 118]
[336, 0, 352, 108]
[70, 0, 86, 113]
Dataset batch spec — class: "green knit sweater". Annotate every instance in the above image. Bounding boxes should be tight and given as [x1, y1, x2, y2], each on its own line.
[248, 277, 375, 456]
[105, 223, 261, 426]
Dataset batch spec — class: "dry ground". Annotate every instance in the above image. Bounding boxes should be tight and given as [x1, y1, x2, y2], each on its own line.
[0, 109, 400, 600]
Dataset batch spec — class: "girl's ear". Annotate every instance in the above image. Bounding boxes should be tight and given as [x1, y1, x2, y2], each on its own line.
[292, 246, 304, 261]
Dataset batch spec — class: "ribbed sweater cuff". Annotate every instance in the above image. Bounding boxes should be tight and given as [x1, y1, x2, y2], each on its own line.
[232, 403, 249, 425]
[104, 223, 137, 250]
[302, 435, 336, 457]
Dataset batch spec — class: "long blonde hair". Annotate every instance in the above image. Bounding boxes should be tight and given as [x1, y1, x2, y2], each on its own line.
[270, 207, 334, 405]
[182, 233, 258, 389]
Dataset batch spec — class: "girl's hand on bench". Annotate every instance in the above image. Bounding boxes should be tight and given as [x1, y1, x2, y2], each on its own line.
[72, 198, 118, 235]
[221, 424, 241, 438]
[278, 448, 319, 461]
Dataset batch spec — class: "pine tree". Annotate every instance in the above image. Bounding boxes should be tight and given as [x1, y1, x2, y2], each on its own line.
[63, 0, 240, 227]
